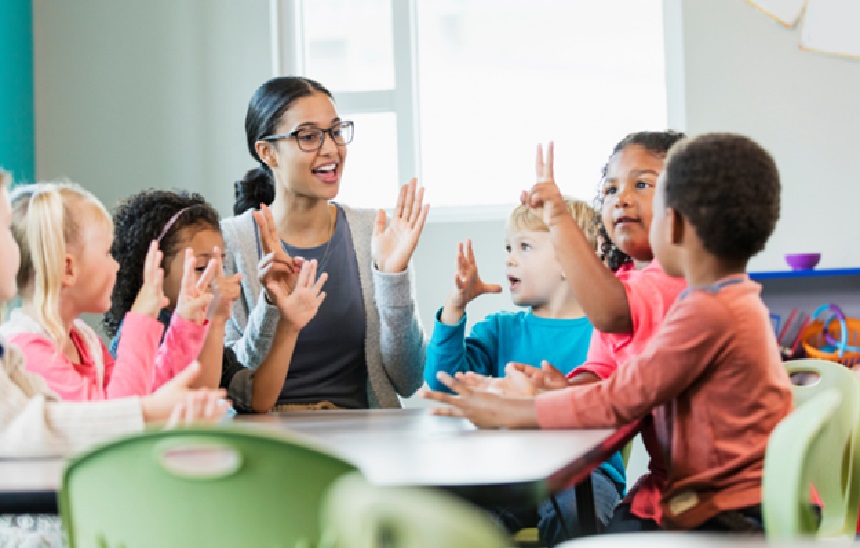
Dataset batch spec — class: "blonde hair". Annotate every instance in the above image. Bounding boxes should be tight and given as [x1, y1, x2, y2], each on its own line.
[508, 198, 599, 248]
[10, 180, 111, 348]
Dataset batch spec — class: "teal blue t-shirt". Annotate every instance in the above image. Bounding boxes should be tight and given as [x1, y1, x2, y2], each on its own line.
[424, 308, 625, 492]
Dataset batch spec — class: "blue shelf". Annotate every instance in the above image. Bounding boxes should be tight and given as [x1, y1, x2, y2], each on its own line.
[749, 267, 860, 280]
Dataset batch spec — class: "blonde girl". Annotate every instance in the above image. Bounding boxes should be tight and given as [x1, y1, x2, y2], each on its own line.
[0, 181, 214, 401]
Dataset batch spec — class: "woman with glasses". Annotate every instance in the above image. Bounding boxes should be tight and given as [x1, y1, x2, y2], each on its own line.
[222, 76, 429, 411]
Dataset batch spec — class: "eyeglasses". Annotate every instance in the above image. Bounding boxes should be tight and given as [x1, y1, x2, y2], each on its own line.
[261, 121, 354, 152]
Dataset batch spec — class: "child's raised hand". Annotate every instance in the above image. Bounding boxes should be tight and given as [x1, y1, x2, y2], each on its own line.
[174, 248, 217, 325]
[277, 259, 327, 331]
[131, 240, 170, 318]
[521, 142, 573, 229]
[449, 239, 502, 309]
[207, 247, 242, 322]
[371, 178, 430, 273]
[254, 203, 302, 303]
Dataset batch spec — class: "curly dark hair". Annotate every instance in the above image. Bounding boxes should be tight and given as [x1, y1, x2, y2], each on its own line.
[594, 130, 686, 271]
[663, 133, 780, 263]
[103, 189, 221, 337]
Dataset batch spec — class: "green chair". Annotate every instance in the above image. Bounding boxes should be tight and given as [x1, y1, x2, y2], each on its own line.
[60, 426, 359, 548]
[319, 472, 510, 548]
[785, 358, 860, 408]
[762, 385, 860, 539]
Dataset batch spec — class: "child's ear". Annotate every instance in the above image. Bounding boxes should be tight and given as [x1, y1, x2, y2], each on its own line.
[668, 208, 685, 246]
[255, 141, 278, 169]
[62, 253, 77, 287]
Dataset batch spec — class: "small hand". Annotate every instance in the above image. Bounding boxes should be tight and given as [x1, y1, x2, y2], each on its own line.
[207, 247, 242, 322]
[422, 372, 533, 429]
[520, 142, 572, 229]
[130, 240, 170, 318]
[277, 259, 328, 330]
[509, 360, 570, 390]
[141, 361, 229, 424]
[254, 203, 301, 300]
[450, 239, 503, 308]
[174, 248, 217, 324]
[372, 178, 430, 273]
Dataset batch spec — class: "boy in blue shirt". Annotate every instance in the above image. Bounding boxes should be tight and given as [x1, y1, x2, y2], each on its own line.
[424, 199, 624, 545]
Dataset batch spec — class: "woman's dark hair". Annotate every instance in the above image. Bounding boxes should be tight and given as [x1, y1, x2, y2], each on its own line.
[594, 130, 686, 271]
[103, 189, 221, 337]
[233, 76, 333, 215]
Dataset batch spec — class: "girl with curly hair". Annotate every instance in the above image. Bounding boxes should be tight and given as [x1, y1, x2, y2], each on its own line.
[106, 189, 327, 411]
[0, 181, 212, 401]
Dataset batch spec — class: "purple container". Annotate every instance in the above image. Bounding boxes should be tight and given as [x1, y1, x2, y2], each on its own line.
[784, 253, 821, 271]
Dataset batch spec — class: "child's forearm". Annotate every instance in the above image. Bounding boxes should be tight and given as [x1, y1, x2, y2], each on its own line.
[551, 217, 632, 334]
[194, 320, 227, 389]
[440, 286, 470, 326]
[249, 321, 300, 412]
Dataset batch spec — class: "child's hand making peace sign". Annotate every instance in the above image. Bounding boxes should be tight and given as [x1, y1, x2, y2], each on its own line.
[440, 239, 502, 325]
[521, 142, 575, 230]
[173, 248, 218, 325]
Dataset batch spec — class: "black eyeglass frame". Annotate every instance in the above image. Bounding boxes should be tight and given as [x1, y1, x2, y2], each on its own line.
[261, 120, 354, 152]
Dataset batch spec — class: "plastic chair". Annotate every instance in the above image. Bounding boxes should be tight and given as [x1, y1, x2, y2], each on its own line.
[762, 386, 860, 539]
[60, 426, 359, 548]
[319, 472, 510, 548]
[785, 357, 860, 408]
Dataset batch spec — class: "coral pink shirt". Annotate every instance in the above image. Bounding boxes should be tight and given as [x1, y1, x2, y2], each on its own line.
[1, 310, 206, 401]
[565, 260, 686, 524]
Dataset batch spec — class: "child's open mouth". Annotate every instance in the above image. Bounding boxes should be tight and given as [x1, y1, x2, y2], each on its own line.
[614, 215, 640, 227]
[508, 275, 521, 291]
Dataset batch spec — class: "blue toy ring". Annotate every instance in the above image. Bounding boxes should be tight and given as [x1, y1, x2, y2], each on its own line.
[811, 304, 860, 356]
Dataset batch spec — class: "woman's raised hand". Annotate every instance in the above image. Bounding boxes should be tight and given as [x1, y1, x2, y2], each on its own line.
[130, 240, 170, 318]
[253, 203, 302, 306]
[278, 259, 327, 331]
[521, 142, 571, 229]
[371, 178, 430, 273]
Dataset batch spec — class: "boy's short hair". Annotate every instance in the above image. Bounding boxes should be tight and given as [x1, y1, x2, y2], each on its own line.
[509, 199, 599, 249]
[663, 133, 780, 262]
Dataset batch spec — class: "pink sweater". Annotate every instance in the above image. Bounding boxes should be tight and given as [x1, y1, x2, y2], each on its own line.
[563, 261, 686, 524]
[0, 310, 206, 401]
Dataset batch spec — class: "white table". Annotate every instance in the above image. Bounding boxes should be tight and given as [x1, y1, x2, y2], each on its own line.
[0, 408, 621, 527]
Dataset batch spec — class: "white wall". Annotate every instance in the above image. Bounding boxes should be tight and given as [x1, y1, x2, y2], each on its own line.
[32, 0, 271, 215]
[678, 0, 860, 271]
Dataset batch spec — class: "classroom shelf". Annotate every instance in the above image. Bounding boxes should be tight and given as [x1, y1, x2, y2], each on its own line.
[749, 267, 860, 280]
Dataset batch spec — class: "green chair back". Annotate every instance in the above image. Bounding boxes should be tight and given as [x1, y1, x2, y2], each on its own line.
[60, 426, 359, 548]
[785, 358, 860, 408]
[319, 472, 510, 548]
[762, 380, 860, 538]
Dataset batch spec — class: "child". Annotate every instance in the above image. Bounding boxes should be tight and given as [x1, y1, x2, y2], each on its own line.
[0, 181, 212, 401]
[423, 199, 624, 545]
[426, 132, 792, 532]
[444, 131, 688, 533]
[0, 170, 228, 545]
[106, 190, 328, 412]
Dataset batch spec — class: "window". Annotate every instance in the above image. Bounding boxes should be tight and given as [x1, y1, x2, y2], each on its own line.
[273, 0, 667, 215]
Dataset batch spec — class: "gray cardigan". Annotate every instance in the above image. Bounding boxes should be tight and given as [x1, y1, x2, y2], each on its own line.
[221, 207, 426, 408]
